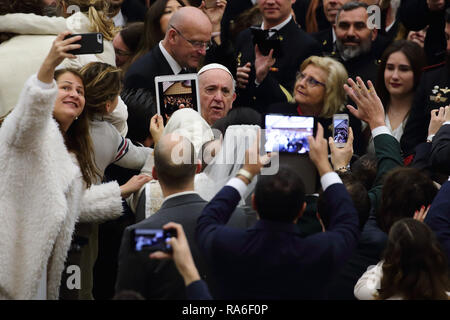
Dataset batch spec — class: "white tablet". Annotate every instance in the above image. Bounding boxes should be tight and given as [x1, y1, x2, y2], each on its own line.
[154, 74, 201, 121]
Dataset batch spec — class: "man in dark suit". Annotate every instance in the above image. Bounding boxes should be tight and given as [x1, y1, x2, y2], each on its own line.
[123, 6, 213, 91]
[401, 8, 450, 158]
[234, 0, 321, 111]
[431, 112, 450, 174]
[196, 123, 360, 299]
[115, 133, 255, 299]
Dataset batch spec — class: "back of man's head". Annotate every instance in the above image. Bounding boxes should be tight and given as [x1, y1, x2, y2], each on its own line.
[318, 171, 370, 230]
[154, 133, 197, 189]
[254, 166, 306, 223]
[378, 167, 438, 233]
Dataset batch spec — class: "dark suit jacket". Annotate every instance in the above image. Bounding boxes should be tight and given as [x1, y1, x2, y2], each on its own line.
[326, 133, 403, 299]
[196, 182, 360, 299]
[425, 180, 450, 264]
[401, 64, 450, 156]
[233, 19, 321, 110]
[312, 28, 334, 56]
[431, 124, 450, 175]
[115, 193, 256, 299]
[123, 45, 173, 92]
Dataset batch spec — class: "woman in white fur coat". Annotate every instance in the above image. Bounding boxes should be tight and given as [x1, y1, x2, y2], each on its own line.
[0, 32, 149, 300]
[0, 0, 128, 136]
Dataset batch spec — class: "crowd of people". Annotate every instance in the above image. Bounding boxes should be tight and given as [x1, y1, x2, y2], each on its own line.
[0, 0, 449, 301]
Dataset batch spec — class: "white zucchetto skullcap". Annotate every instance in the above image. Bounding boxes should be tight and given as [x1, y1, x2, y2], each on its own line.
[198, 63, 234, 80]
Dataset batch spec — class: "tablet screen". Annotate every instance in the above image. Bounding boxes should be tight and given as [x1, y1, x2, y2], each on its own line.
[155, 74, 201, 121]
[264, 114, 314, 154]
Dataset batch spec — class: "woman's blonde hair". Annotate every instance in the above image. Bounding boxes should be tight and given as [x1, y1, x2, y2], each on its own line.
[58, 0, 118, 40]
[54, 68, 101, 187]
[297, 56, 348, 118]
[79, 62, 122, 118]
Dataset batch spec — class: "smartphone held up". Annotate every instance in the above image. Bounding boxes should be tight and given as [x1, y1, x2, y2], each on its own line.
[63, 33, 104, 55]
[333, 114, 349, 148]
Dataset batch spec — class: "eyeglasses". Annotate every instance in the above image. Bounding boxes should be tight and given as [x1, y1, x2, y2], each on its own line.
[170, 24, 212, 51]
[297, 72, 326, 88]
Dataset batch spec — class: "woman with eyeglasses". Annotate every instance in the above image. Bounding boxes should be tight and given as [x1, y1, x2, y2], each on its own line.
[266, 56, 365, 155]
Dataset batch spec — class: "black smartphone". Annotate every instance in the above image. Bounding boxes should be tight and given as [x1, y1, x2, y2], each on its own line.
[131, 228, 177, 252]
[250, 26, 282, 58]
[64, 32, 104, 55]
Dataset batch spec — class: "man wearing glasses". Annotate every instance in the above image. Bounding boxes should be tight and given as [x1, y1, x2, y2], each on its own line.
[124, 6, 212, 93]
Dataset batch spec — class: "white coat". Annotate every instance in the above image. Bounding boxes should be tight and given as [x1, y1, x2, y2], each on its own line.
[0, 75, 123, 299]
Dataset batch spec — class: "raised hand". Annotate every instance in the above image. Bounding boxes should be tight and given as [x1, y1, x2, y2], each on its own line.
[308, 123, 333, 176]
[254, 45, 276, 84]
[37, 31, 81, 84]
[344, 77, 385, 130]
[150, 114, 164, 146]
[329, 127, 354, 171]
[236, 62, 251, 89]
[428, 107, 447, 138]
[200, 0, 227, 28]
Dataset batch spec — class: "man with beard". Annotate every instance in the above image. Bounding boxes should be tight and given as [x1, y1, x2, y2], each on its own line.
[331, 1, 379, 84]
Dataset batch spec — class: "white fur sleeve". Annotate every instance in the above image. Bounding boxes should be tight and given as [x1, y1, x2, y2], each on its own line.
[78, 181, 123, 223]
[0, 13, 66, 34]
[0, 75, 57, 148]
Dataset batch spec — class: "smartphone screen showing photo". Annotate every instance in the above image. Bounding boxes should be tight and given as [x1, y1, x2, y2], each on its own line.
[155, 74, 200, 122]
[132, 229, 171, 252]
[333, 118, 349, 144]
[264, 114, 314, 154]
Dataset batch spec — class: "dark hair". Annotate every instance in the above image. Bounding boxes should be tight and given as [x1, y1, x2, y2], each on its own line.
[336, 1, 369, 23]
[375, 40, 426, 110]
[132, 0, 185, 64]
[120, 22, 144, 53]
[121, 88, 157, 144]
[0, 0, 44, 15]
[378, 167, 438, 233]
[351, 153, 378, 191]
[377, 218, 450, 300]
[0, 0, 45, 43]
[79, 62, 122, 118]
[212, 107, 263, 137]
[318, 171, 370, 230]
[254, 166, 306, 223]
[54, 68, 100, 187]
[154, 135, 197, 188]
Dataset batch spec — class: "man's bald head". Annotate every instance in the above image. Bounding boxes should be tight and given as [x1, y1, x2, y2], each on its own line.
[154, 133, 197, 188]
[167, 6, 212, 33]
[163, 6, 212, 69]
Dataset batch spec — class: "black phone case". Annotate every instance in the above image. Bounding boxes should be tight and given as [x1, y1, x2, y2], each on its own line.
[64, 33, 104, 55]
[250, 26, 282, 59]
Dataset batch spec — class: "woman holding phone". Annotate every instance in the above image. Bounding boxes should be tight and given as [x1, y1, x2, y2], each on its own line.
[0, 0, 129, 136]
[266, 56, 365, 155]
[0, 33, 148, 300]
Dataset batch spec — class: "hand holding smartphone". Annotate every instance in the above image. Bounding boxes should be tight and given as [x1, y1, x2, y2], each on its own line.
[333, 114, 349, 148]
[132, 228, 177, 253]
[63, 32, 104, 55]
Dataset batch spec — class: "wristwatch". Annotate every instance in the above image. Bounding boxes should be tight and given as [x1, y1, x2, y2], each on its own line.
[236, 168, 254, 183]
